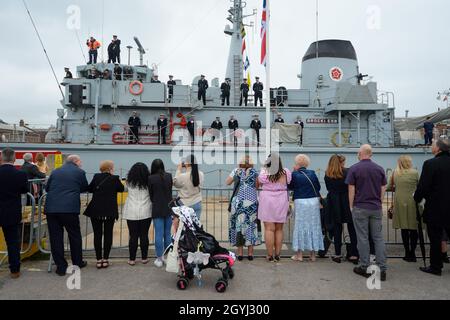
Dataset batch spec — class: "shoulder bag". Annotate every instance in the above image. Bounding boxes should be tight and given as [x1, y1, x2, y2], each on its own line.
[300, 171, 325, 208]
[227, 169, 241, 212]
[166, 219, 184, 273]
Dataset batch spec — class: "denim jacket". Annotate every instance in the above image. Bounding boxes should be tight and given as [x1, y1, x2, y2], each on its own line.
[289, 168, 321, 200]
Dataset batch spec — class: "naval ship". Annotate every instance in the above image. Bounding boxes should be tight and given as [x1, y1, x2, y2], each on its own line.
[3, 0, 441, 184]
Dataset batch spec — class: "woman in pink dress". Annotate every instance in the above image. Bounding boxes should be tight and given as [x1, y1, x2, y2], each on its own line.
[258, 153, 292, 262]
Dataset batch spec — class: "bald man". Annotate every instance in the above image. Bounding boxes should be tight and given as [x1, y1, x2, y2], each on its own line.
[346, 144, 388, 281]
[45, 155, 88, 275]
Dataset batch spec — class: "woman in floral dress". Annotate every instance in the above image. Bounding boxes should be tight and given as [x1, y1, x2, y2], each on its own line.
[226, 156, 262, 261]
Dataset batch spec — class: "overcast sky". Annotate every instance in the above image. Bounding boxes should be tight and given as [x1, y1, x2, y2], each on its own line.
[0, 0, 449, 127]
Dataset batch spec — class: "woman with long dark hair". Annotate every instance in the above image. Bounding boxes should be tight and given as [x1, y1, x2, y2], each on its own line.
[173, 155, 204, 219]
[258, 153, 292, 262]
[324, 155, 358, 264]
[148, 159, 173, 268]
[123, 162, 152, 265]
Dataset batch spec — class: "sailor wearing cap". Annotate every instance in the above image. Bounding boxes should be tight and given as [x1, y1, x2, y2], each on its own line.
[210, 116, 223, 143]
[167, 75, 176, 103]
[157, 114, 168, 144]
[220, 78, 231, 106]
[64, 67, 73, 79]
[114, 63, 122, 80]
[128, 111, 141, 144]
[250, 114, 262, 147]
[294, 116, 305, 146]
[197, 75, 209, 106]
[187, 115, 196, 143]
[107, 35, 121, 64]
[274, 113, 284, 124]
[253, 77, 264, 107]
[151, 75, 161, 83]
[228, 115, 239, 146]
[240, 78, 249, 106]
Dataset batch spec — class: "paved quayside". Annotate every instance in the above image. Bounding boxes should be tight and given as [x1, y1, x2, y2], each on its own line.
[0, 258, 448, 300]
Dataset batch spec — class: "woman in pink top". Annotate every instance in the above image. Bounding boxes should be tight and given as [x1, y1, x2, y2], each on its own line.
[258, 153, 292, 262]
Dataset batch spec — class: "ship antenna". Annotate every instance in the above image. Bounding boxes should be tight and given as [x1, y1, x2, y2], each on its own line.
[74, 29, 87, 64]
[101, 0, 105, 62]
[22, 0, 65, 100]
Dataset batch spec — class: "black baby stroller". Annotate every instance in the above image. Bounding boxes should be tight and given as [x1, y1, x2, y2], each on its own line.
[166, 199, 236, 293]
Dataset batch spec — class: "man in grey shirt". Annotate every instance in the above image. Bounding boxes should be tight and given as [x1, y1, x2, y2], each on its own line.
[346, 144, 387, 281]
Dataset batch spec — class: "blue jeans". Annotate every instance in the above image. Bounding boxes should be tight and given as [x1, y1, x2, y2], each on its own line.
[190, 202, 202, 220]
[153, 216, 172, 258]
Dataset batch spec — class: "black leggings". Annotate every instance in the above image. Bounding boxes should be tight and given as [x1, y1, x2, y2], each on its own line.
[91, 218, 115, 260]
[127, 218, 152, 261]
[333, 222, 358, 257]
[401, 229, 418, 255]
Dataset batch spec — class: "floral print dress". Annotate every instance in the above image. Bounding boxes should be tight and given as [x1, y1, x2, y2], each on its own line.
[228, 168, 262, 247]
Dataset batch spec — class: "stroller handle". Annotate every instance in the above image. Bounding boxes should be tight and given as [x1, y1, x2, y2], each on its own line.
[168, 197, 182, 208]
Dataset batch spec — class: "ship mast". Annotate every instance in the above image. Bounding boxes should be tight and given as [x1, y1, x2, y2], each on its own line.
[225, 0, 253, 106]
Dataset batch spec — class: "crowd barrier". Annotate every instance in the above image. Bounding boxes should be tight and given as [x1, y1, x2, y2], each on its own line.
[0, 179, 434, 272]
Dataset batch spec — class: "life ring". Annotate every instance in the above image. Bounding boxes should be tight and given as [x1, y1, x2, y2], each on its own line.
[129, 80, 144, 95]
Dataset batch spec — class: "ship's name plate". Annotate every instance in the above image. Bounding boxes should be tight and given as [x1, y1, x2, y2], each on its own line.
[306, 118, 338, 124]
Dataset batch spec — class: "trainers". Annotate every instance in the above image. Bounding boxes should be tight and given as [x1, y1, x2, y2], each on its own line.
[380, 271, 387, 282]
[154, 258, 163, 268]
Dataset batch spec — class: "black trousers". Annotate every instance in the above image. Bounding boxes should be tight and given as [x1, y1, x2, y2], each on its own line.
[90, 218, 115, 260]
[88, 50, 98, 64]
[129, 128, 139, 144]
[254, 130, 260, 146]
[221, 93, 230, 106]
[46, 214, 83, 272]
[424, 132, 433, 145]
[168, 90, 173, 103]
[333, 222, 359, 257]
[400, 229, 418, 256]
[254, 92, 263, 106]
[127, 218, 152, 261]
[240, 93, 248, 106]
[427, 224, 450, 271]
[158, 128, 166, 144]
[188, 129, 195, 142]
[198, 90, 206, 105]
[1, 224, 21, 273]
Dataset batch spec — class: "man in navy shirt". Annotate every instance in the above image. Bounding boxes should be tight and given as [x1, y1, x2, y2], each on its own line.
[423, 117, 434, 146]
[346, 144, 387, 281]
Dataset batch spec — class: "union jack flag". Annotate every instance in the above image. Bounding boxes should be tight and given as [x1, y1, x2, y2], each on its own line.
[260, 0, 267, 66]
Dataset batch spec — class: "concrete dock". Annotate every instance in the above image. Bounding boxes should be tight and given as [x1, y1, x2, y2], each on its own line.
[1, 256, 449, 300]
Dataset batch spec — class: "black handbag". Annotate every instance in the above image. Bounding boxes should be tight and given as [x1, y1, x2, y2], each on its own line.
[228, 172, 241, 212]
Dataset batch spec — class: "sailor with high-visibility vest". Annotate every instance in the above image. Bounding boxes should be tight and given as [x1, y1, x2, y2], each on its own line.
[86, 37, 101, 64]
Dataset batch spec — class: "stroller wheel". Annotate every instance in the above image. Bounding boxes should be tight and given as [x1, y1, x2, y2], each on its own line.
[177, 277, 189, 290]
[215, 279, 227, 293]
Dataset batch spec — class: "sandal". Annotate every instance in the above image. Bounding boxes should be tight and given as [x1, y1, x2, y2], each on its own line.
[96, 260, 103, 269]
[142, 259, 150, 264]
[128, 260, 136, 266]
[266, 256, 274, 262]
[274, 256, 280, 262]
[102, 260, 110, 268]
[291, 255, 303, 262]
[331, 256, 342, 264]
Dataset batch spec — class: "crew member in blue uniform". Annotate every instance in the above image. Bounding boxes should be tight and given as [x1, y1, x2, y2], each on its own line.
[253, 77, 264, 107]
[220, 78, 231, 106]
[424, 117, 435, 146]
[187, 116, 196, 143]
[167, 75, 176, 103]
[240, 78, 249, 106]
[228, 115, 239, 146]
[157, 114, 168, 145]
[210, 117, 223, 142]
[295, 116, 305, 146]
[128, 111, 141, 144]
[250, 114, 262, 146]
[198, 75, 209, 106]
[274, 113, 284, 124]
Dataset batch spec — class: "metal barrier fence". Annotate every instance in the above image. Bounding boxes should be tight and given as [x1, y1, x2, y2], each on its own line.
[1, 180, 433, 271]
